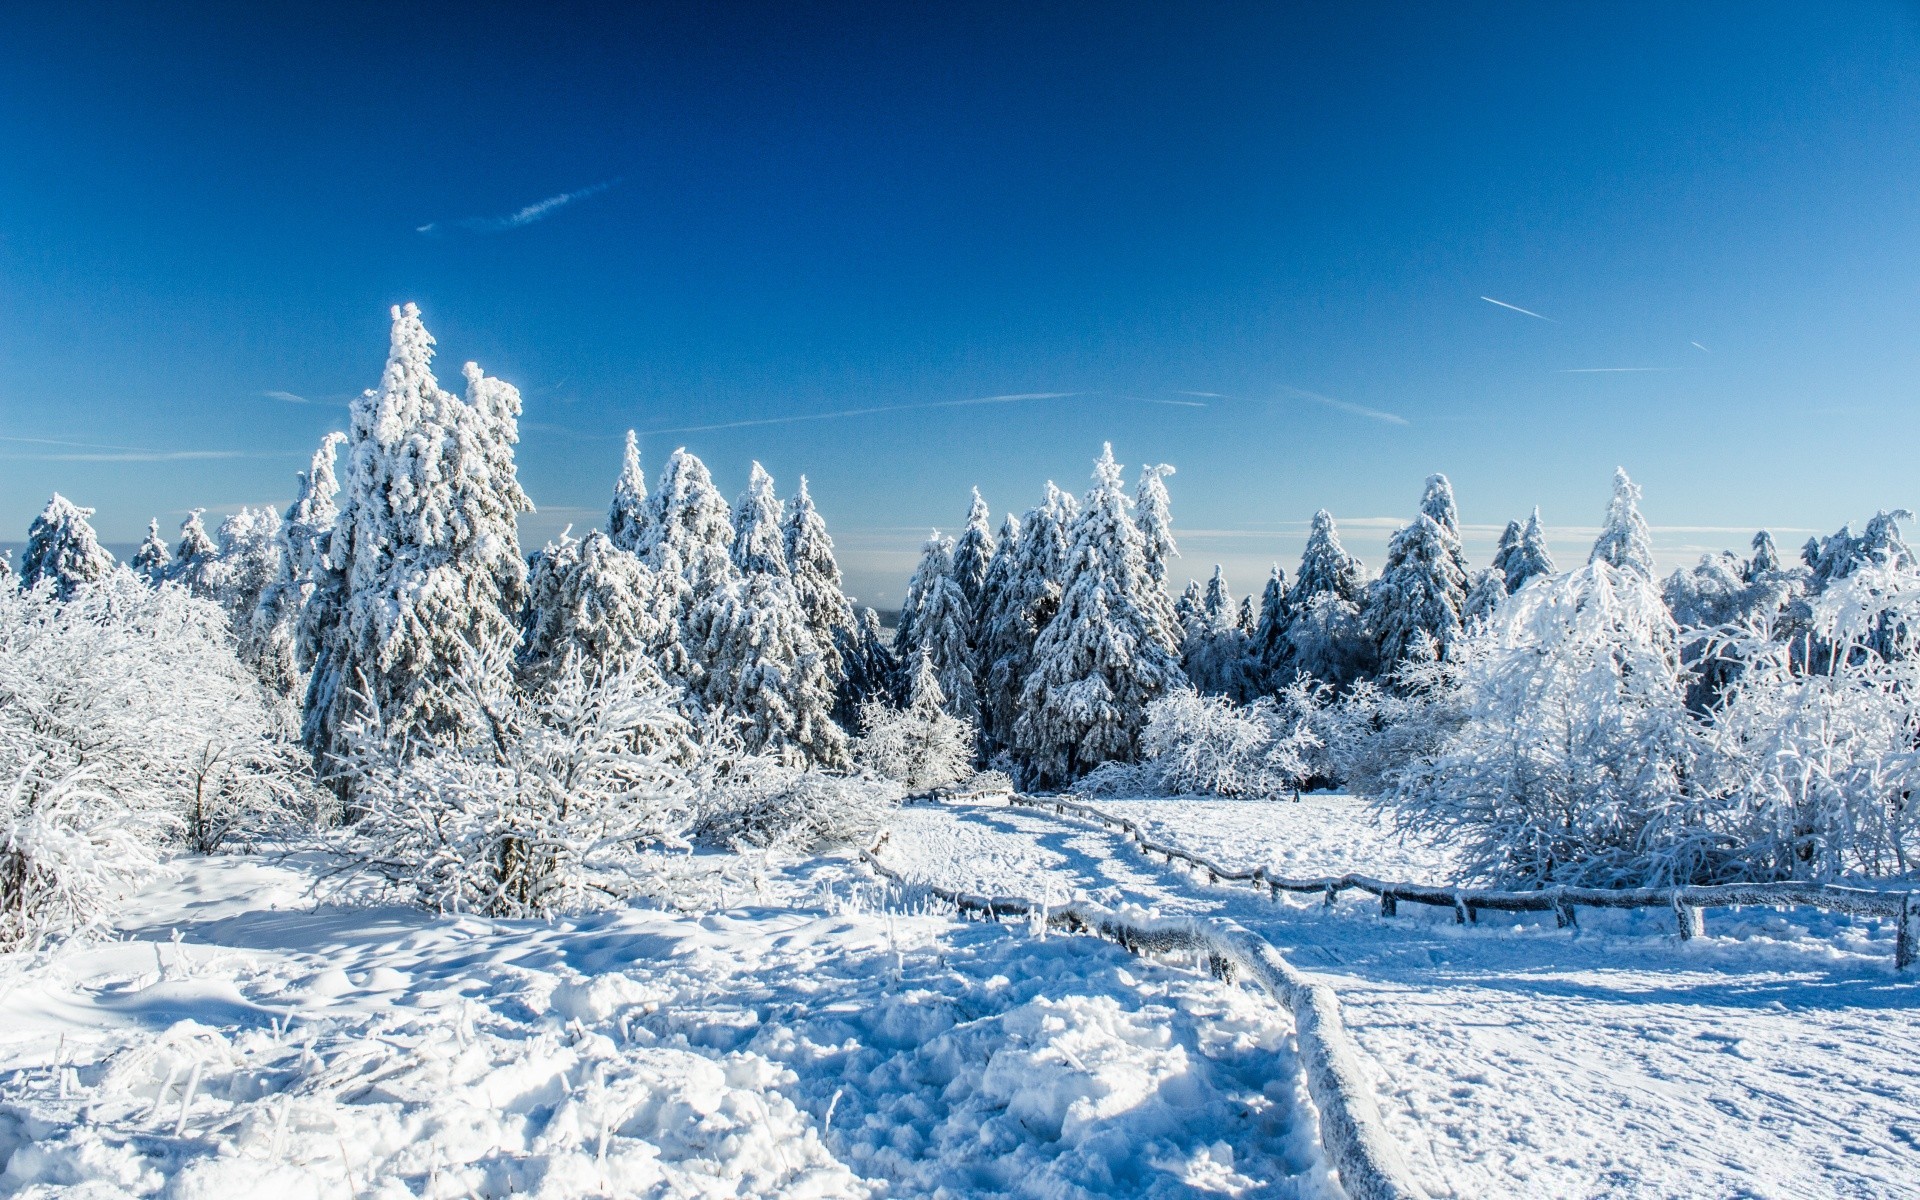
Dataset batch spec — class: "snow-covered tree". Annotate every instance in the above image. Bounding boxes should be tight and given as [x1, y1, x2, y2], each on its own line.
[1803, 509, 1914, 592]
[784, 474, 856, 686]
[978, 487, 1076, 755]
[170, 509, 221, 597]
[950, 488, 996, 618]
[1291, 509, 1368, 607]
[685, 573, 849, 768]
[131, 519, 172, 585]
[520, 530, 678, 689]
[19, 495, 115, 600]
[730, 462, 790, 577]
[1463, 567, 1507, 627]
[1589, 467, 1656, 581]
[853, 654, 975, 791]
[637, 447, 737, 599]
[606, 429, 649, 553]
[0, 573, 313, 944]
[1134, 462, 1178, 587]
[335, 630, 695, 917]
[1746, 529, 1781, 581]
[1013, 445, 1187, 784]
[892, 534, 978, 725]
[1181, 565, 1258, 699]
[256, 432, 346, 699]
[1492, 508, 1554, 592]
[1417, 472, 1471, 580]
[301, 303, 533, 780]
[1366, 509, 1468, 670]
[835, 606, 899, 725]
[211, 506, 287, 690]
[1276, 510, 1372, 688]
[1395, 560, 1706, 888]
[1250, 565, 1289, 681]
[1081, 687, 1322, 800]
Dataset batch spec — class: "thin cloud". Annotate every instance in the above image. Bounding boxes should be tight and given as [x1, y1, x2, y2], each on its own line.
[1175, 390, 1225, 399]
[419, 178, 621, 236]
[1558, 367, 1681, 373]
[1691, 342, 1711, 354]
[636, 392, 1081, 438]
[262, 389, 311, 404]
[0, 450, 262, 462]
[1128, 395, 1208, 409]
[1278, 385, 1409, 426]
[1481, 295, 1558, 323]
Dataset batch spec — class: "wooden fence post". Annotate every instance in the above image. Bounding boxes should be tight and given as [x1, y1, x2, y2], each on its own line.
[1676, 902, 1704, 940]
[1553, 896, 1577, 929]
[1898, 893, 1916, 972]
[1379, 892, 1398, 918]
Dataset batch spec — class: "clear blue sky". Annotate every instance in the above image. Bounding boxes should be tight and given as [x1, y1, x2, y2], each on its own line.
[4, 2, 1918, 605]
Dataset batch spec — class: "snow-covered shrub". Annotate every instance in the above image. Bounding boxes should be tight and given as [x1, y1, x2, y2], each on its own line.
[852, 656, 976, 791]
[0, 573, 313, 945]
[1309, 636, 1471, 800]
[1081, 683, 1324, 800]
[1392, 562, 1714, 888]
[690, 755, 904, 852]
[334, 634, 697, 917]
[1703, 562, 1920, 879]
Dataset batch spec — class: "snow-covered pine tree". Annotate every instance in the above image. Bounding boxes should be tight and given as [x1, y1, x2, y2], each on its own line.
[132, 519, 172, 585]
[1463, 567, 1507, 627]
[212, 506, 286, 689]
[1589, 467, 1656, 581]
[19, 494, 115, 600]
[1365, 479, 1470, 670]
[170, 509, 221, 598]
[686, 571, 849, 768]
[1490, 520, 1521, 578]
[1747, 530, 1781, 581]
[1277, 509, 1371, 687]
[636, 447, 737, 599]
[1173, 578, 1203, 638]
[1251, 565, 1289, 680]
[977, 485, 1077, 756]
[1291, 509, 1368, 606]
[1014, 445, 1187, 784]
[852, 652, 975, 791]
[1804, 509, 1915, 591]
[893, 532, 952, 669]
[835, 606, 899, 726]
[606, 430, 649, 553]
[891, 533, 979, 725]
[784, 474, 857, 687]
[731, 462, 790, 577]
[520, 529, 677, 689]
[261, 433, 346, 698]
[1237, 595, 1256, 636]
[301, 303, 533, 779]
[1497, 508, 1555, 592]
[1134, 463, 1178, 587]
[950, 488, 996, 619]
[1181, 565, 1258, 699]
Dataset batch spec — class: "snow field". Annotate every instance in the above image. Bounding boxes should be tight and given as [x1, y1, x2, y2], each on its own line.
[885, 797, 1920, 1199]
[0, 849, 1336, 1198]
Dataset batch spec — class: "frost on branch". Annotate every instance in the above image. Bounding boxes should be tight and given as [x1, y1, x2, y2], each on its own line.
[853, 654, 976, 792]
[19, 494, 115, 600]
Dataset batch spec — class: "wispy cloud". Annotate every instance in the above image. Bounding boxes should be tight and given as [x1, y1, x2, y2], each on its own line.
[1691, 341, 1711, 354]
[418, 178, 621, 236]
[1481, 295, 1558, 323]
[1558, 367, 1681, 374]
[0, 450, 262, 462]
[262, 389, 310, 404]
[636, 392, 1081, 438]
[1278, 385, 1409, 426]
[1127, 395, 1208, 409]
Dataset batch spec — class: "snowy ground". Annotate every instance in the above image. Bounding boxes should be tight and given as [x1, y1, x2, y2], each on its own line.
[883, 797, 1920, 1200]
[0, 848, 1337, 1199]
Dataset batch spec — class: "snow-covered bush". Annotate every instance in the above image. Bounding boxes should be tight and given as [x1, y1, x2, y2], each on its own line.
[334, 633, 697, 917]
[852, 656, 976, 791]
[0, 573, 313, 945]
[690, 755, 904, 852]
[1081, 683, 1324, 800]
[1392, 562, 1713, 888]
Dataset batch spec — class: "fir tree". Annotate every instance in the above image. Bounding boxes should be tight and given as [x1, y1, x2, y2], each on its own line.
[1134, 462, 1178, 587]
[301, 303, 533, 779]
[686, 572, 848, 768]
[1747, 530, 1781, 581]
[977, 485, 1077, 756]
[1014, 445, 1186, 784]
[637, 447, 737, 599]
[950, 489, 996, 618]
[1277, 510, 1371, 687]
[1182, 565, 1258, 699]
[606, 429, 649, 553]
[1497, 508, 1555, 592]
[212, 506, 286, 689]
[1366, 506, 1469, 670]
[520, 530, 676, 689]
[892, 534, 978, 724]
[1589, 467, 1656, 581]
[132, 519, 172, 585]
[894, 532, 953, 668]
[1291, 509, 1367, 606]
[835, 606, 899, 727]
[275, 433, 348, 696]
[784, 475, 857, 687]
[730, 462, 790, 577]
[1251, 565, 1289, 679]
[20, 494, 115, 599]
[170, 509, 221, 598]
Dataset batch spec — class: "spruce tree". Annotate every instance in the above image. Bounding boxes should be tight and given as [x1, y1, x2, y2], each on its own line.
[836, 606, 899, 726]
[520, 530, 675, 688]
[686, 572, 848, 768]
[637, 447, 737, 599]
[1365, 487, 1469, 670]
[276, 433, 348, 696]
[977, 485, 1076, 756]
[1589, 467, 1656, 582]
[1134, 463, 1178, 587]
[1014, 445, 1186, 784]
[1747, 529, 1781, 580]
[1498, 508, 1555, 592]
[170, 509, 221, 598]
[894, 532, 953, 669]
[20, 494, 115, 599]
[1251, 565, 1289, 680]
[132, 519, 172, 585]
[301, 303, 533, 777]
[606, 429, 649, 553]
[1279, 509, 1372, 686]
[784, 475, 857, 686]
[213, 506, 286, 689]
[731, 462, 790, 578]
[892, 534, 978, 724]
[950, 488, 996, 618]
[1291, 509, 1368, 606]
[1182, 565, 1257, 699]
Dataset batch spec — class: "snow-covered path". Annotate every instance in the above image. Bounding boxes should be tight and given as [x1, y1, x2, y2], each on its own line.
[0, 849, 1336, 1198]
[880, 798, 1920, 1200]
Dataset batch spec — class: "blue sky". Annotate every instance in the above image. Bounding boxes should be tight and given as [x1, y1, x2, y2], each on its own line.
[3, 3, 1919, 605]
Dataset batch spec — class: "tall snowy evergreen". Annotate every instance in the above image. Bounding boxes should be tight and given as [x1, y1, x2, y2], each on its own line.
[301, 303, 533, 778]
[606, 430, 649, 553]
[835, 606, 899, 727]
[1014, 445, 1186, 785]
[170, 509, 221, 598]
[977, 484, 1079, 756]
[1251, 565, 1289, 680]
[1134, 463, 1178, 587]
[520, 530, 676, 688]
[1273, 509, 1372, 687]
[132, 519, 172, 585]
[1291, 510, 1368, 606]
[19, 494, 115, 599]
[686, 571, 848, 768]
[730, 462, 790, 578]
[1365, 479, 1470, 670]
[212, 506, 286, 690]
[1589, 467, 1656, 581]
[894, 532, 951, 667]
[891, 534, 978, 725]
[1492, 508, 1555, 592]
[1803, 509, 1914, 591]
[783, 475, 857, 686]
[636, 447, 737, 599]
[1181, 565, 1258, 699]
[1747, 530, 1782, 580]
[950, 489, 996, 618]
[269, 433, 347, 697]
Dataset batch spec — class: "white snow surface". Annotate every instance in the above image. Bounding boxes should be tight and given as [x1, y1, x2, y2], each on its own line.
[0, 848, 1333, 1199]
[882, 797, 1920, 1199]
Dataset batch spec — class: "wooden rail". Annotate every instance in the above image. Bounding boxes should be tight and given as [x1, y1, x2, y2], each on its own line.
[860, 832, 1435, 1200]
[1003, 794, 1918, 971]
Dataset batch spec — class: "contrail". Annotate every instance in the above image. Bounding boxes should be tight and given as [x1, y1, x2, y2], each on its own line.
[1558, 367, 1680, 373]
[419, 178, 622, 235]
[1691, 342, 1711, 353]
[1279, 385, 1409, 426]
[636, 392, 1081, 437]
[1481, 296, 1558, 323]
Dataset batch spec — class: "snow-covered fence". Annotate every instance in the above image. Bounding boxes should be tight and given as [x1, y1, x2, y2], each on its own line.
[860, 833, 1434, 1200]
[1009, 794, 1919, 971]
